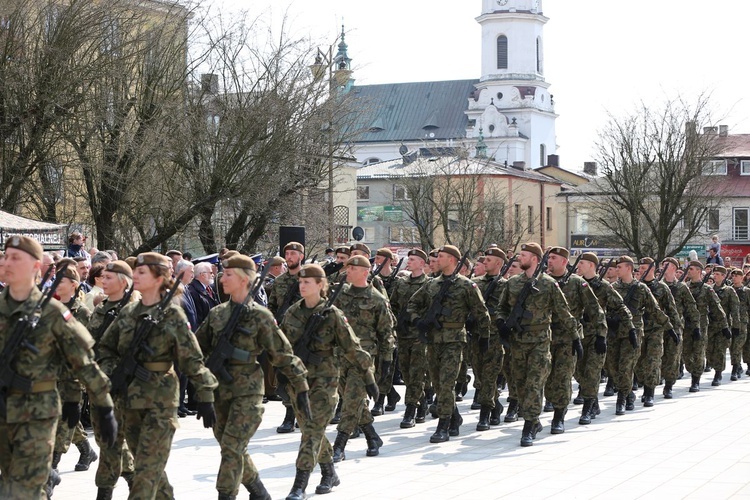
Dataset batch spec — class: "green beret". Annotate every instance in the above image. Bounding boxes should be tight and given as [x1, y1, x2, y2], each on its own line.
[580, 252, 599, 266]
[376, 248, 395, 260]
[661, 257, 679, 268]
[299, 263, 325, 278]
[5, 235, 43, 261]
[485, 247, 507, 260]
[105, 260, 134, 278]
[335, 246, 351, 257]
[438, 245, 461, 260]
[618, 255, 635, 265]
[730, 268, 743, 276]
[408, 248, 428, 261]
[347, 255, 371, 268]
[135, 252, 170, 268]
[428, 249, 439, 258]
[59, 266, 80, 282]
[688, 260, 704, 270]
[639, 257, 654, 265]
[268, 256, 286, 267]
[223, 255, 256, 271]
[350, 243, 371, 256]
[713, 265, 727, 275]
[520, 242, 543, 259]
[283, 242, 304, 254]
[548, 246, 570, 260]
[125, 256, 137, 269]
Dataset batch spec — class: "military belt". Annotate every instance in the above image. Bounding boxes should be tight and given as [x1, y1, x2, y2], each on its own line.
[520, 324, 550, 332]
[142, 362, 173, 371]
[9, 379, 56, 395]
[442, 322, 464, 329]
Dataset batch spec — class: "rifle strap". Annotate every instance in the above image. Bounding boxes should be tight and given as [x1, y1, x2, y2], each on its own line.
[9, 379, 56, 395]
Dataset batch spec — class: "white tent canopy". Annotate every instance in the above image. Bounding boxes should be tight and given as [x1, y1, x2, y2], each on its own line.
[0, 210, 67, 250]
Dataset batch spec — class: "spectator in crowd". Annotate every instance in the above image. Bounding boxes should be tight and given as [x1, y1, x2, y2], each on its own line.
[188, 262, 219, 327]
[708, 234, 721, 258]
[66, 231, 90, 259]
[166, 249, 183, 270]
[84, 263, 106, 310]
[175, 259, 198, 418]
[40, 252, 56, 290]
[706, 247, 724, 265]
[91, 251, 112, 267]
[74, 256, 92, 293]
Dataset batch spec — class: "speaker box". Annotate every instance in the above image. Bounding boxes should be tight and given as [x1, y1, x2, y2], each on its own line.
[279, 226, 305, 255]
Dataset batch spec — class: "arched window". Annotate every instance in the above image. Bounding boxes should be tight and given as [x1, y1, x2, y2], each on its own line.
[540, 144, 546, 167]
[536, 37, 543, 73]
[497, 35, 508, 69]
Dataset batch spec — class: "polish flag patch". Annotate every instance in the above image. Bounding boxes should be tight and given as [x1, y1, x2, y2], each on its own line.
[62, 309, 72, 322]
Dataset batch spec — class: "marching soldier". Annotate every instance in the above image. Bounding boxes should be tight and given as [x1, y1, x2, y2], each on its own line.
[709, 266, 739, 386]
[371, 248, 401, 414]
[729, 268, 750, 380]
[349, 243, 388, 298]
[324, 247, 351, 285]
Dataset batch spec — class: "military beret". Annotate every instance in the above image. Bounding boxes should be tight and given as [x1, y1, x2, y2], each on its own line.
[5, 235, 43, 261]
[428, 249, 439, 258]
[283, 242, 304, 254]
[56, 258, 77, 271]
[713, 265, 727, 275]
[580, 252, 599, 266]
[730, 268, 744, 276]
[59, 266, 80, 282]
[639, 257, 654, 265]
[268, 256, 286, 267]
[618, 255, 635, 265]
[476, 256, 486, 263]
[485, 247, 507, 260]
[135, 252, 170, 268]
[347, 255, 371, 268]
[298, 263, 325, 278]
[350, 243, 371, 256]
[125, 256, 137, 269]
[520, 242, 543, 259]
[105, 260, 133, 278]
[335, 246, 351, 256]
[438, 245, 461, 261]
[408, 248, 428, 261]
[548, 247, 570, 260]
[688, 260, 704, 270]
[166, 249, 182, 257]
[223, 255, 257, 271]
[661, 257, 679, 268]
[376, 248, 395, 261]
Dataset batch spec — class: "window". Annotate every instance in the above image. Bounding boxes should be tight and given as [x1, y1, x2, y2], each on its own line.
[741, 160, 750, 175]
[527, 206, 534, 234]
[497, 35, 508, 69]
[357, 185, 370, 201]
[575, 209, 589, 233]
[734, 208, 749, 240]
[389, 226, 419, 244]
[363, 227, 375, 243]
[393, 184, 411, 201]
[536, 37, 542, 73]
[702, 160, 727, 175]
[514, 204, 521, 233]
[540, 144, 546, 167]
[546, 206, 552, 230]
[707, 208, 720, 232]
[362, 157, 381, 166]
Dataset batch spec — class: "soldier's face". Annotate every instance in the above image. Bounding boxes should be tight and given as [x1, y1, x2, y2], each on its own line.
[335, 252, 349, 264]
[637, 264, 652, 280]
[406, 255, 425, 273]
[483, 255, 502, 274]
[374, 255, 386, 266]
[713, 272, 726, 284]
[661, 262, 676, 280]
[221, 268, 248, 296]
[732, 274, 743, 286]
[102, 270, 127, 296]
[437, 252, 457, 274]
[616, 263, 633, 280]
[547, 253, 567, 275]
[285, 250, 303, 269]
[428, 256, 439, 272]
[57, 277, 76, 299]
[346, 265, 369, 284]
[518, 251, 535, 271]
[133, 265, 162, 294]
[299, 277, 323, 299]
[4, 248, 40, 287]
[687, 266, 702, 281]
[507, 261, 522, 277]
[576, 260, 595, 276]
[474, 261, 486, 276]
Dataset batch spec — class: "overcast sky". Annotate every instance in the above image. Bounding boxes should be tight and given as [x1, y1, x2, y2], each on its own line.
[210, 0, 750, 170]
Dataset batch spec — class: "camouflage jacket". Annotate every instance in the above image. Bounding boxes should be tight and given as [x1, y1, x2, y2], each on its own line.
[585, 276, 635, 339]
[280, 298, 375, 385]
[713, 283, 740, 331]
[389, 273, 429, 339]
[89, 297, 133, 345]
[642, 279, 680, 337]
[335, 271, 388, 298]
[550, 273, 605, 341]
[472, 274, 505, 324]
[688, 280, 726, 332]
[336, 284, 395, 361]
[733, 285, 750, 328]
[59, 297, 94, 401]
[196, 300, 309, 400]
[497, 272, 577, 344]
[664, 280, 700, 333]
[612, 279, 671, 334]
[407, 273, 491, 343]
[0, 286, 113, 423]
[267, 271, 301, 320]
[65, 297, 92, 328]
[97, 300, 218, 409]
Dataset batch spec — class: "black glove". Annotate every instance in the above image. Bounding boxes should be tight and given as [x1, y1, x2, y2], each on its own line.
[628, 328, 639, 349]
[496, 319, 511, 339]
[692, 327, 701, 341]
[479, 336, 491, 352]
[594, 335, 607, 355]
[571, 338, 583, 359]
[667, 329, 680, 345]
[732, 328, 740, 339]
[98, 407, 118, 448]
[606, 316, 620, 331]
[196, 402, 216, 429]
[465, 317, 477, 333]
[62, 401, 81, 429]
[416, 319, 430, 335]
[397, 313, 410, 333]
[366, 383, 380, 401]
[378, 360, 393, 385]
[296, 391, 313, 421]
[723, 328, 733, 340]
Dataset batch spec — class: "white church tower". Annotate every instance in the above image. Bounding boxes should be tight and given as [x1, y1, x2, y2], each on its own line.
[466, 0, 557, 168]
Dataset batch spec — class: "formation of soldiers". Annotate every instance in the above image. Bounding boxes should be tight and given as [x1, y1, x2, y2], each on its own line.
[1, 234, 749, 499]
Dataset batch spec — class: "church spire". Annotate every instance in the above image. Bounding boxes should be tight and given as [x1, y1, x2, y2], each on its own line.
[334, 24, 351, 70]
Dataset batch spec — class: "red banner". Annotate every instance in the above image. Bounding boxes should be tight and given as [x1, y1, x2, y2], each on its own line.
[719, 244, 750, 263]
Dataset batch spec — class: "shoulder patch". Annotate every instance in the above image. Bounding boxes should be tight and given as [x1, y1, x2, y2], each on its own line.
[471, 282, 477, 288]
[62, 309, 72, 322]
[581, 281, 588, 288]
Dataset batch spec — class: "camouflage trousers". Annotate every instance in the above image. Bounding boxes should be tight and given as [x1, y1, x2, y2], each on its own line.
[337, 358, 374, 435]
[213, 394, 264, 497]
[502, 342, 517, 401]
[122, 407, 177, 500]
[706, 329, 730, 372]
[467, 336, 480, 392]
[292, 375, 339, 472]
[609, 333, 641, 395]
[376, 352, 394, 397]
[456, 358, 468, 393]
[476, 336, 504, 408]
[0, 416, 56, 499]
[427, 341, 464, 419]
[54, 418, 87, 454]
[91, 402, 134, 488]
[574, 336, 606, 399]
[544, 341, 576, 408]
[744, 331, 750, 365]
[682, 330, 708, 375]
[730, 325, 748, 365]
[398, 337, 427, 405]
[510, 339, 551, 422]
[635, 333, 664, 388]
[661, 330, 683, 384]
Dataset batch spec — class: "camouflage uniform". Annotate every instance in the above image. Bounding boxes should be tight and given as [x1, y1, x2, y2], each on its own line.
[663, 280, 700, 385]
[97, 300, 218, 499]
[335, 284, 394, 434]
[709, 283, 740, 373]
[196, 300, 308, 497]
[0, 287, 114, 499]
[636, 279, 679, 388]
[471, 273, 506, 409]
[280, 299, 375, 472]
[685, 280, 726, 376]
[731, 283, 749, 368]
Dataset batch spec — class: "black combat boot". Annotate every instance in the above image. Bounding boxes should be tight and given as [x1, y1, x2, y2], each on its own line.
[476, 406, 491, 431]
[603, 378, 615, 397]
[277, 406, 296, 434]
[573, 390, 584, 405]
[385, 387, 401, 411]
[400, 404, 417, 428]
[332, 431, 349, 463]
[543, 399, 554, 412]
[711, 370, 722, 386]
[122, 471, 134, 489]
[430, 418, 450, 443]
[731, 364, 741, 381]
[520, 419, 543, 447]
[448, 406, 463, 437]
[286, 468, 310, 500]
[454, 381, 464, 402]
[504, 398, 519, 422]
[579, 399, 594, 425]
[315, 462, 340, 495]
[46, 469, 61, 498]
[489, 399, 504, 425]
[371, 394, 386, 416]
[471, 391, 482, 410]
[592, 398, 601, 418]
[330, 399, 342, 424]
[615, 392, 626, 415]
[218, 494, 235, 500]
[625, 391, 635, 411]
[689, 374, 701, 392]
[96, 487, 113, 500]
[51, 450, 62, 471]
[247, 476, 272, 500]
[663, 381, 674, 399]
[643, 386, 655, 407]
[361, 423, 383, 457]
[550, 407, 567, 434]
[704, 364, 712, 373]
[75, 438, 98, 471]
[428, 400, 439, 419]
[678, 363, 685, 379]
[415, 398, 427, 424]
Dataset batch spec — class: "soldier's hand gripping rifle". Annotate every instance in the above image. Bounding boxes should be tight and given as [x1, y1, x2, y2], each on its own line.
[0, 263, 69, 417]
[205, 264, 271, 383]
[561, 253, 583, 285]
[275, 279, 301, 323]
[95, 286, 135, 340]
[416, 251, 471, 344]
[383, 257, 405, 292]
[109, 273, 183, 398]
[504, 250, 551, 335]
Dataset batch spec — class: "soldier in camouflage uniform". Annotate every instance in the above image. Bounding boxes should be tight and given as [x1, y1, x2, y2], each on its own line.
[610, 256, 671, 415]
[196, 255, 310, 500]
[709, 266, 739, 386]
[324, 247, 351, 285]
[98, 252, 218, 500]
[332, 256, 394, 461]
[0, 236, 117, 499]
[729, 269, 750, 380]
[545, 248, 604, 433]
[369, 248, 399, 415]
[684, 261, 727, 392]
[88, 260, 137, 499]
[389, 249, 430, 428]
[280, 264, 377, 500]
[502, 256, 523, 423]
[661, 258, 700, 399]
[577, 253, 633, 424]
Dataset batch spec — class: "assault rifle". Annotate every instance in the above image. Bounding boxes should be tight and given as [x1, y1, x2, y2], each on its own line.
[275, 279, 301, 323]
[38, 263, 54, 291]
[0, 263, 69, 417]
[322, 261, 344, 277]
[505, 250, 551, 335]
[368, 260, 386, 283]
[597, 259, 614, 280]
[678, 263, 690, 283]
[561, 253, 583, 285]
[383, 257, 405, 292]
[293, 279, 346, 366]
[94, 286, 135, 340]
[417, 251, 471, 344]
[109, 273, 183, 398]
[206, 265, 271, 382]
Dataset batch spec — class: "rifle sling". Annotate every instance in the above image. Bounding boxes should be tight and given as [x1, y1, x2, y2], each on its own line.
[9, 379, 56, 395]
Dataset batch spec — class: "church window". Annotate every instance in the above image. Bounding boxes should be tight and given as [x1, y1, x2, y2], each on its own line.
[540, 144, 546, 167]
[536, 37, 543, 73]
[497, 35, 508, 69]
